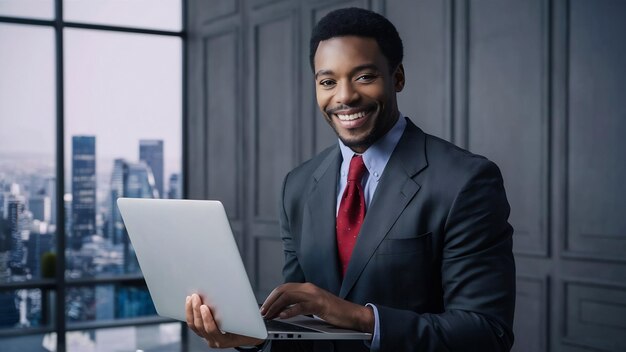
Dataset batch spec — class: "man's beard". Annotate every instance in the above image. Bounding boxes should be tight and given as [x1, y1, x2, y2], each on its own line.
[325, 103, 395, 151]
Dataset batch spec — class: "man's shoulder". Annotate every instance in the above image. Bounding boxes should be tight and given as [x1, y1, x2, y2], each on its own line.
[425, 133, 489, 169]
[404, 123, 501, 187]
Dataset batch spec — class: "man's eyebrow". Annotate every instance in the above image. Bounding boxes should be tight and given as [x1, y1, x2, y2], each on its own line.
[349, 64, 380, 75]
[314, 64, 380, 80]
[315, 69, 333, 80]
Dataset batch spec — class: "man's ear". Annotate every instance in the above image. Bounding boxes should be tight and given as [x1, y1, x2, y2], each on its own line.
[394, 64, 405, 92]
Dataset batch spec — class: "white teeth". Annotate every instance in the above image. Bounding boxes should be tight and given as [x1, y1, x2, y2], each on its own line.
[336, 111, 367, 121]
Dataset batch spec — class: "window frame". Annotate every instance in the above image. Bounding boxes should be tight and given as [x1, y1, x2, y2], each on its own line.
[0, 1, 188, 350]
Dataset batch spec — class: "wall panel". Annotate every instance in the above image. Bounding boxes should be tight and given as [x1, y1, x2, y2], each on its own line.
[191, 0, 239, 27]
[564, 280, 626, 351]
[252, 14, 296, 221]
[467, 0, 549, 256]
[204, 31, 241, 219]
[565, 0, 626, 261]
[512, 276, 549, 352]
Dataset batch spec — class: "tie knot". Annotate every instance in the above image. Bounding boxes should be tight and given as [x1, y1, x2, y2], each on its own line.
[347, 155, 367, 182]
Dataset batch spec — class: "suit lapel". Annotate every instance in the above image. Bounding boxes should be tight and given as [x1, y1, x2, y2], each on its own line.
[302, 147, 342, 295]
[339, 121, 428, 299]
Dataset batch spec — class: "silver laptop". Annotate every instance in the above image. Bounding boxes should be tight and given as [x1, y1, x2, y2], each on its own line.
[116, 198, 371, 341]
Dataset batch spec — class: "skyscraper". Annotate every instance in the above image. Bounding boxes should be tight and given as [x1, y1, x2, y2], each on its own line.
[0, 205, 18, 323]
[44, 176, 56, 225]
[0, 199, 13, 281]
[108, 159, 157, 267]
[6, 195, 27, 272]
[139, 140, 164, 198]
[167, 173, 181, 199]
[126, 161, 159, 199]
[29, 192, 51, 223]
[71, 136, 96, 250]
[108, 159, 127, 245]
[0, 187, 5, 218]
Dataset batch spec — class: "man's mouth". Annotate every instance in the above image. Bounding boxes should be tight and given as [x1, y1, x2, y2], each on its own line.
[336, 110, 368, 121]
[329, 105, 376, 129]
[332, 108, 374, 130]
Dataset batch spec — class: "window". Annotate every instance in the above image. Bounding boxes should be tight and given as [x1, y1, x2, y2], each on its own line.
[0, 0, 54, 20]
[0, 23, 56, 335]
[0, 2, 185, 350]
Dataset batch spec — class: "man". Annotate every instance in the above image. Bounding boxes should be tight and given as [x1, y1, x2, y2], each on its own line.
[186, 7, 515, 352]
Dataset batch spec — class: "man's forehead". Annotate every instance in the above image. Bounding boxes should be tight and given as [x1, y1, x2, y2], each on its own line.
[313, 36, 386, 73]
[315, 35, 379, 55]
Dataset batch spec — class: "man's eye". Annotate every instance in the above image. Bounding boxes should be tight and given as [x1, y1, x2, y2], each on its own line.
[356, 74, 377, 82]
[319, 80, 336, 87]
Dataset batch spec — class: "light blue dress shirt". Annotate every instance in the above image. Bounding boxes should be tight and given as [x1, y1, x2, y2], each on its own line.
[336, 114, 407, 351]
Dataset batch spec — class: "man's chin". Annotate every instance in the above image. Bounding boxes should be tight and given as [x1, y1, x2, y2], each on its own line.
[337, 135, 372, 151]
[326, 117, 378, 151]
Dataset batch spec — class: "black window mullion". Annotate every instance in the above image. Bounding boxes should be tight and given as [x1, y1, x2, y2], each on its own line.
[0, 326, 56, 338]
[0, 279, 56, 290]
[63, 21, 181, 36]
[54, 0, 66, 350]
[181, 1, 189, 351]
[0, 16, 53, 26]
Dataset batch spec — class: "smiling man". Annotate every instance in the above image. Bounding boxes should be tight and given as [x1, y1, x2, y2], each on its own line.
[314, 34, 403, 154]
[186, 7, 515, 352]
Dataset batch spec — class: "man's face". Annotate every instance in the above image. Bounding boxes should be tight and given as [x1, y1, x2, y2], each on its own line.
[313, 36, 404, 153]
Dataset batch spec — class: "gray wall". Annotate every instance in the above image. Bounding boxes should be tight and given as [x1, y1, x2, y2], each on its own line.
[186, 1, 626, 351]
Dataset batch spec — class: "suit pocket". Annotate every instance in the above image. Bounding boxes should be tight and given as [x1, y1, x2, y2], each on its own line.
[376, 232, 432, 255]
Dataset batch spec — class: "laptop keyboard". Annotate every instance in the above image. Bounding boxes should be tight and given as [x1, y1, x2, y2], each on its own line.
[265, 319, 319, 333]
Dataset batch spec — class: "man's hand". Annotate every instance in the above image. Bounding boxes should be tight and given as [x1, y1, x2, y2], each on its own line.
[260, 282, 374, 334]
[185, 294, 265, 349]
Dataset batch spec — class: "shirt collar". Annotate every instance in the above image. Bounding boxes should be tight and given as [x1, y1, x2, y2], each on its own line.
[338, 113, 407, 182]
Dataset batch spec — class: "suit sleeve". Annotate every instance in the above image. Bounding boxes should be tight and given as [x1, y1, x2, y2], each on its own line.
[270, 173, 314, 352]
[375, 160, 516, 352]
[279, 171, 306, 283]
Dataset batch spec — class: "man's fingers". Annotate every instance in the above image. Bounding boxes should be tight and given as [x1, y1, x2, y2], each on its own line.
[262, 291, 292, 319]
[198, 302, 227, 347]
[264, 290, 314, 319]
[277, 302, 309, 319]
[199, 306, 252, 348]
[261, 283, 291, 314]
[184, 295, 198, 334]
[260, 286, 289, 317]
[200, 304, 219, 335]
[191, 294, 209, 338]
[185, 294, 266, 348]
[263, 285, 315, 319]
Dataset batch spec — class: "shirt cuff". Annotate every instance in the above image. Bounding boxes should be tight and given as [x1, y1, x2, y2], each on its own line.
[364, 303, 381, 351]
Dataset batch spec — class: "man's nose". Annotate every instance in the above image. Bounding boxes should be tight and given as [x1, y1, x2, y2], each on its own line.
[335, 82, 359, 105]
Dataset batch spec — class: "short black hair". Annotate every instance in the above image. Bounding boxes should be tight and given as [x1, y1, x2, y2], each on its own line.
[309, 7, 403, 72]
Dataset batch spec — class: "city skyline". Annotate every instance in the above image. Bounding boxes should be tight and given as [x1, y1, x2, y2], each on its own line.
[0, 135, 181, 330]
[0, 144, 180, 194]
[0, 136, 182, 274]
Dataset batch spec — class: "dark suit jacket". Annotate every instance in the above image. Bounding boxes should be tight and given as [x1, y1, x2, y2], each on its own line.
[274, 118, 515, 352]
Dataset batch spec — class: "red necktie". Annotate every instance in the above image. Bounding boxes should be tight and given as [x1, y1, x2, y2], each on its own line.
[337, 155, 367, 277]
